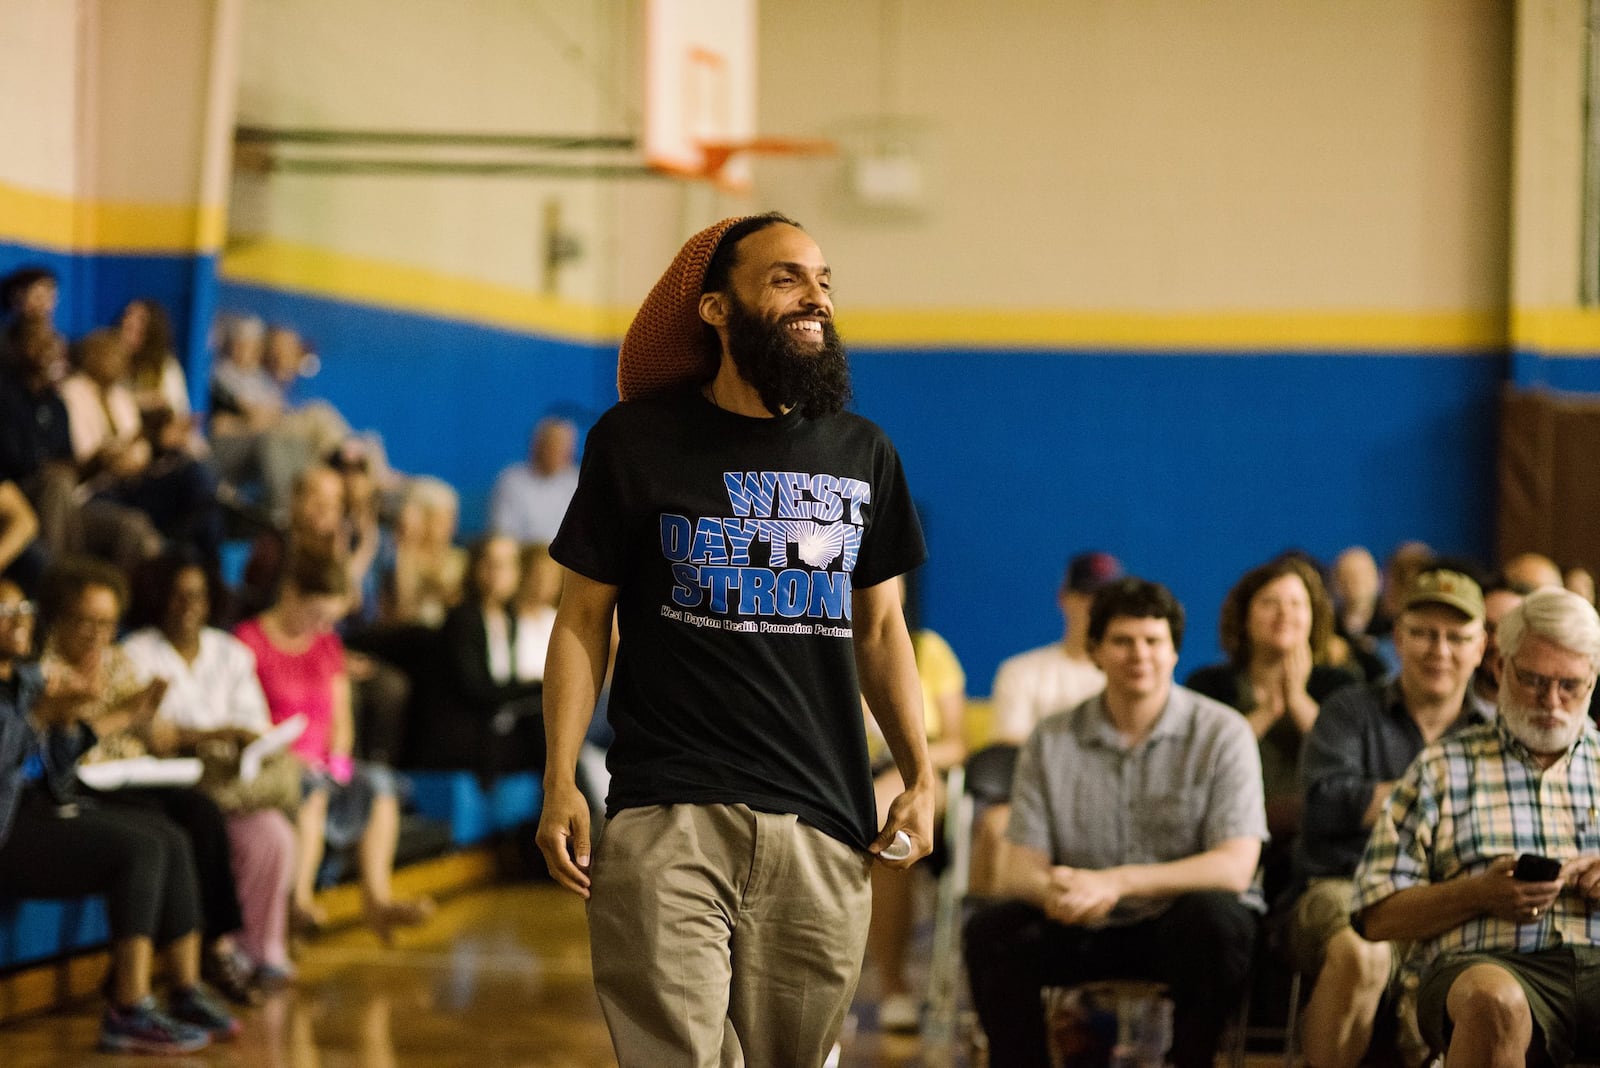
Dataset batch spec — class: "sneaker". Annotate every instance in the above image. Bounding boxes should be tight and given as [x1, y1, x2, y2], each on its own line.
[878, 991, 921, 1033]
[253, 962, 296, 992]
[203, 945, 263, 1006]
[99, 997, 212, 1055]
[169, 984, 242, 1041]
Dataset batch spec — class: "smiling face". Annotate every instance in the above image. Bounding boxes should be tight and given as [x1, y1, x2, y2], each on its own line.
[163, 566, 210, 646]
[702, 223, 852, 417]
[0, 581, 35, 663]
[1092, 615, 1178, 707]
[1396, 603, 1485, 706]
[1247, 573, 1313, 657]
[54, 584, 121, 667]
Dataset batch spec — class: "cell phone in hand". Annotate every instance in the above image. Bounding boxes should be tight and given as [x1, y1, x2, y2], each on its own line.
[1513, 853, 1562, 882]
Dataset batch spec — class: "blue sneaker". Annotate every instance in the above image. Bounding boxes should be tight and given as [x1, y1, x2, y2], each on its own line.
[99, 997, 212, 1055]
[169, 984, 242, 1041]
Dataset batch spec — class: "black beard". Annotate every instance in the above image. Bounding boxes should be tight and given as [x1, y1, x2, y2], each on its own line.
[723, 298, 852, 418]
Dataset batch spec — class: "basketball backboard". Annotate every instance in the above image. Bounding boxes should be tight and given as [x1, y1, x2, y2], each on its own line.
[644, 0, 757, 189]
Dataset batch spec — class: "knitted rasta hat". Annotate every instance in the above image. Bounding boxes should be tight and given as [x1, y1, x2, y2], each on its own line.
[616, 215, 757, 401]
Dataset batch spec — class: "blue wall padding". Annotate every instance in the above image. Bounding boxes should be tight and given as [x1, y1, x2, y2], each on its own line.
[408, 771, 543, 845]
[2, 239, 1516, 688]
[0, 897, 110, 969]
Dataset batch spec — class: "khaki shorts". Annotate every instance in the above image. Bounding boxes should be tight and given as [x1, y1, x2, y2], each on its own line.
[1286, 878, 1401, 983]
[1417, 947, 1600, 1066]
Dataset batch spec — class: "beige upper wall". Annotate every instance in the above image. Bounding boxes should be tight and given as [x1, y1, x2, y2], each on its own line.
[753, 0, 1515, 313]
[1510, 0, 1588, 308]
[0, 0, 81, 195]
[227, 0, 1519, 317]
[233, 0, 650, 303]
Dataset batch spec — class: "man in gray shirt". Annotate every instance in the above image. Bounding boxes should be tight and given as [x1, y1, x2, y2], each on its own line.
[963, 578, 1268, 1068]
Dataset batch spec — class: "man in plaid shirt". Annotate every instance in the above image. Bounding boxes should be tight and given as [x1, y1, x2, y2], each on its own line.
[1353, 587, 1600, 1067]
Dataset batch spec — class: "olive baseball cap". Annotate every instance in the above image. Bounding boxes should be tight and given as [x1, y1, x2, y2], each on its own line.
[1404, 569, 1485, 622]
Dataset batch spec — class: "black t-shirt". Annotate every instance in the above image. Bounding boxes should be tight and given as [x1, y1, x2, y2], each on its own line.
[551, 386, 927, 849]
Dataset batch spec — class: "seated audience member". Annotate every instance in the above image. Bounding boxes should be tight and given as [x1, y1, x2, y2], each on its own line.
[0, 265, 65, 369]
[512, 542, 562, 681]
[963, 578, 1266, 1068]
[242, 462, 405, 766]
[1502, 551, 1563, 593]
[234, 550, 433, 941]
[415, 535, 543, 776]
[58, 329, 223, 568]
[1563, 565, 1595, 606]
[240, 462, 365, 618]
[1328, 547, 1390, 681]
[0, 577, 233, 1053]
[119, 298, 190, 427]
[209, 318, 352, 521]
[1331, 547, 1381, 644]
[867, 571, 967, 1033]
[489, 416, 580, 547]
[989, 551, 1121, 743]
[378, 476, 465, 628]
[1185, 556, 1358, 861]
[1474, 576, 1524, 706]
[0, 319, 159, 574]
[122, 553, 298, 992]
[1370, 542, 1437, 672]
[0, 478, 45, 593]
[118, 298, 209, 462]
[1292, 569, 1490, 1068]
[39, 557, 258, 1006]
[1353, 587, 1600, 1068]
[969, 551, 1120, 895]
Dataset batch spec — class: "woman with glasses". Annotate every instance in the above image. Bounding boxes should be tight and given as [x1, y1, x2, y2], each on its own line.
[0, 577, 233, 1053]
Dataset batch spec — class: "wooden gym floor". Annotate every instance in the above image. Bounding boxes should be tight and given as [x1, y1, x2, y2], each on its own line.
[0, 880, 978, 1068]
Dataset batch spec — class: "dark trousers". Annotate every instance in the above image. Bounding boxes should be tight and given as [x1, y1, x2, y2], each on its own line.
[963, 891, 1258, 1068]
[93, 786, 244, 943]
[0, 791, 202, 944]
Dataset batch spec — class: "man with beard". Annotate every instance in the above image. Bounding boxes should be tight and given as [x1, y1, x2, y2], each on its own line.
[1292, 568, 1490, 1068]
[536, 213, 933, 1067]
[1353, 587, 1600, 1068]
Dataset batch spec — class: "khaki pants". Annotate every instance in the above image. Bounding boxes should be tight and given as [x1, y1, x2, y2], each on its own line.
[588, 803, 872, 1068]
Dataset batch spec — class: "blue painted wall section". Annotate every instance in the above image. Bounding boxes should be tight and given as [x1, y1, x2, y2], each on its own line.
[5, 240, 1507, 689]
[0, 243, 218, 412]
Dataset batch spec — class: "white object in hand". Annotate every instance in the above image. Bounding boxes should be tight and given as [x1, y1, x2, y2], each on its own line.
[880, 830, 913, 861]
[239, 714, 307, 784]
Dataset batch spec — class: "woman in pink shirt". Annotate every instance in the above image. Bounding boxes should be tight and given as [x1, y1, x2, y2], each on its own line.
[234, 551, 432, 941]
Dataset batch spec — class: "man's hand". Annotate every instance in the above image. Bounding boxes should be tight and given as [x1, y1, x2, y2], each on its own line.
[1474, 855, 1563, 923]
[535, 782, 592, 898]
[869, 780, 936, 870]
[1561, 855, 1600, 902]
[1042, 866, 1121, 926]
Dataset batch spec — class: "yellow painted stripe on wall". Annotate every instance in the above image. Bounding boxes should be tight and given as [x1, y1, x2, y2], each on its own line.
[220, 238, 630, 344]
[1512, 308, 1600, 356]
[0, 180, 225, 254]
[222, 237, 1514, 353]
[844, 308, 1507, 352]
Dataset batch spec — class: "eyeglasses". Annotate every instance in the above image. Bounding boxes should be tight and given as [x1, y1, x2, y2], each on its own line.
[0, 601, 36, 621]
[1508, 660, 1595, 700]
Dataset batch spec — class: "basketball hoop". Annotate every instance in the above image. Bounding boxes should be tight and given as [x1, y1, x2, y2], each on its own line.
[693, 137, 837, 187]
